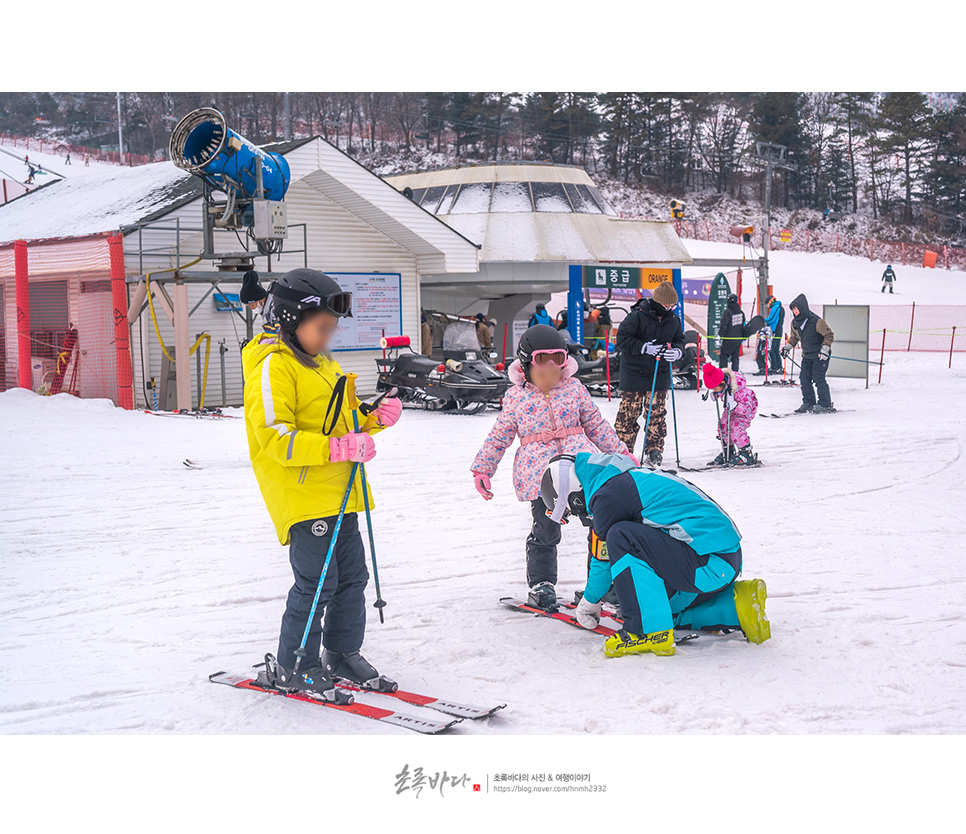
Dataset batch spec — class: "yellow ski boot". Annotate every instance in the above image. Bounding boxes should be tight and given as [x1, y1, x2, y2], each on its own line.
[733, 578, 771, 644]
[604, 628, 676, 658]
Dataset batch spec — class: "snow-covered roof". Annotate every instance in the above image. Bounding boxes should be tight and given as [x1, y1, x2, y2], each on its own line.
[0, 162, 198, 245]
[0, 136, 480, 274]
[442, 212, 692, 264]
[385, 164, 691, 265]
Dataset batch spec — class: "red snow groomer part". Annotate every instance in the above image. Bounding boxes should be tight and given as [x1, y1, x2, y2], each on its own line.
[49, 327, 79, 395]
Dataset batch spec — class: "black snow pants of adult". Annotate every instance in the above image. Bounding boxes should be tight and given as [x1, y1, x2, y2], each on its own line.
[800, 356, 832, 409]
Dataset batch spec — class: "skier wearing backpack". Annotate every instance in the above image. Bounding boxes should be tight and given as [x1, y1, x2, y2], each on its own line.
[471, 324, 633, 610]
[764, 295, 785, 374]
[540, 453, 771, 657]
[781, 293, 835, 413]
[881, 265, 897, 294]
[242, 269, 403, 701]
[717, 293, 746, 371]
[702, 364, 759, 466]
[528, 303, 554, 328]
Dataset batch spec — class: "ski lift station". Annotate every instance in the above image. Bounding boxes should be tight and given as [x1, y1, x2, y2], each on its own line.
[1, 133, 695, 410]
[386, 162, 693, 345]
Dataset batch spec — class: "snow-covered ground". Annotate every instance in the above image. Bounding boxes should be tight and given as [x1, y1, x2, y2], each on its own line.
[2, 247, 965, 735]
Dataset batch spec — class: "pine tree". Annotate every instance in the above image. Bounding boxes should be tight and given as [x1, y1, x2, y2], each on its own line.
[923, 98, 966, 217]
[878, 92, 933, 222]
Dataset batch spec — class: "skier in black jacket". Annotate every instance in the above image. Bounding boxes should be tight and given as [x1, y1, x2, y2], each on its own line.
[781, 293, 835, 413]
[614, 281, 685, 467]
[717, 294, 746, 371]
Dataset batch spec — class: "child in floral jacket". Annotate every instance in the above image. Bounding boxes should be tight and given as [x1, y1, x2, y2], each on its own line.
[702, 363, 759, 466]
[471, 324, 632, 608]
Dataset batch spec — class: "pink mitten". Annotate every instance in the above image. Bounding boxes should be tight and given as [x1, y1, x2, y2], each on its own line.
[473, 472, 493, 500]
[376, 397, 402, 428]
[329, 433, 376, 463]
[628, 453, 641, 467]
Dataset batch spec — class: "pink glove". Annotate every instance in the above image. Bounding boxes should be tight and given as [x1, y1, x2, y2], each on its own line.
[628, 453, 641, 467]
[329, 433, 376, 463]
[376, 397, 402, 428]
[473, 472, 493, 500]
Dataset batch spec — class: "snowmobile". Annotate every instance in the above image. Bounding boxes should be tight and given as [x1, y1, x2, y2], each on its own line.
[672, 330, 705, 389]
[562, 329, 620, 397]
[376, 320, 510, 414]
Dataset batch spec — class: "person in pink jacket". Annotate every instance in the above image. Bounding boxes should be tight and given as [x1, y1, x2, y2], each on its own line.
[471, 324, 633, 609]
[702, 363, 759, 466]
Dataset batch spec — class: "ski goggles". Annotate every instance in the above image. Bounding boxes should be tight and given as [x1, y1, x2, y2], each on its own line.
[531, 349, 568, 367]
[271, 284, 353, 318]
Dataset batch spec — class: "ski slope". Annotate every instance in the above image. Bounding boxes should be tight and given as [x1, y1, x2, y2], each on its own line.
[2, 248, 965, 735]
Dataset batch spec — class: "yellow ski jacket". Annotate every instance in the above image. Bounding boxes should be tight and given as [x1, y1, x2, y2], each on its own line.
[242, 332, 382, 544]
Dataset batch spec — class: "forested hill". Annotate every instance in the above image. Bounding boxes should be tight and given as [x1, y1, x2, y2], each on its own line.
[2, 92, 963, 243]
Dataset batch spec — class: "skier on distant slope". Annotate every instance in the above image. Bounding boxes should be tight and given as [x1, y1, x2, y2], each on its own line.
[782, 293, 835, 413]
[702, 364, 759, 466]
[471, 324, 633, 611]
[541, 453, 770, 657]
[241, 269, 403, 701]
[881, 264, 897, 294]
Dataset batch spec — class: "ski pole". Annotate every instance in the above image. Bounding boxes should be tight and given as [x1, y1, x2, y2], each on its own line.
[714, 392, 727, 463]
[726, 395, 733, 465]
[640, 359, 660, 462]
[293, 461, 360, 677]
[353, 409, 387, 623]
[667, 353, 681, 469]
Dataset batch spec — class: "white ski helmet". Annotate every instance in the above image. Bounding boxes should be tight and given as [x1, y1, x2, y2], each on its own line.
[540, 454, 587, 524]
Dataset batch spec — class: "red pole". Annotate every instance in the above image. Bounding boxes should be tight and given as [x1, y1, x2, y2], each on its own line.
[605, 332, 612, 401]
[836, 234, 839, 253]
[870, 239, 874, 261]
[502, 321, 509, 363]
[878, 329, 886, 383]
[381, 328, 385, 359]
[706, 220, 710, 241]
[901, 241, 906, 266]
[806, 229, 810, 252]
[950, 327, 956, 370]
[108, 234, 134, 409]
[907, 302, 916, 352]
[14, 240, 31, 389]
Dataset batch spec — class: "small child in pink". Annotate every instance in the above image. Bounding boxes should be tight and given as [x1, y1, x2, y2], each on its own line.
[471, 325, 632, 608]
[702, 363, 759, 466]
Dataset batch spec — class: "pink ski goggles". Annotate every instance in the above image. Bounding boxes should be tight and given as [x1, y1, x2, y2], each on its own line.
[531, 349, 568, 367]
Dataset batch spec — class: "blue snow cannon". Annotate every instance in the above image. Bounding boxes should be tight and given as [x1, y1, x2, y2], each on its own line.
[169, 108, 290, 201]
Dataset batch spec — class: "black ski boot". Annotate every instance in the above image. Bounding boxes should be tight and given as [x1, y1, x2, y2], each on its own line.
[794, 403, 814, 414]
[811, 404, 835, 414]
[646, 449, 663, 468]
[707, 446, 736, 466]
[321, 649, 397, 693]
[258, 654, 353, 703]
[527, 581, 557, 610]
[734, 445, 758, 465]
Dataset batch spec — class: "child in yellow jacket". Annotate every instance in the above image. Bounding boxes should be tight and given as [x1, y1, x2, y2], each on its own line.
[243, 269, 402, 701]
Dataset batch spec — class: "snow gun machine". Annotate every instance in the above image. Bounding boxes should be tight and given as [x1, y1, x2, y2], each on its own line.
[169, 108, 290, 261]
[376, 322, 510, 415]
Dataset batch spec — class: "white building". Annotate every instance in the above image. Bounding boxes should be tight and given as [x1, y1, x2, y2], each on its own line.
[386, 162, 692, 334]
[0, 137, 479, 406]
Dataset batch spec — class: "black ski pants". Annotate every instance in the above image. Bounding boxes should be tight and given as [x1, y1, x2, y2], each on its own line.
[277, 514, 368, 670]
[526, 499, 593, 587]
[800, 357, 832, 408]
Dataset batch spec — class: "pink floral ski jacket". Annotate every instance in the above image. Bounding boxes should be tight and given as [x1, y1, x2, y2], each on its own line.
[471, 357, 630, 501]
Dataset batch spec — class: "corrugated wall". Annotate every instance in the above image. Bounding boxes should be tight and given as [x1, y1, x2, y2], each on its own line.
[127, 180, 421, 408]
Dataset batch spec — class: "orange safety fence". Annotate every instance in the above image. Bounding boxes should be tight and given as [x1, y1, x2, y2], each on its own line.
[0, 234, 134, 407]
[0, 133, 157, 167]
